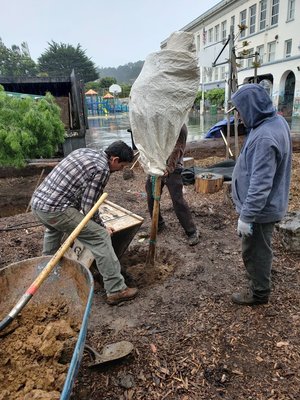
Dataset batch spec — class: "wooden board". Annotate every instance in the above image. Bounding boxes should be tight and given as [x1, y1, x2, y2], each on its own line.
[65, 200, 144, 268]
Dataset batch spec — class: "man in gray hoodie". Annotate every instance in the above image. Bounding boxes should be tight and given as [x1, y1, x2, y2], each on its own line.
[230, 83, 292, 305]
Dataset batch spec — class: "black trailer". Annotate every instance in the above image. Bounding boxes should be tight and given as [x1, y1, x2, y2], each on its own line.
[0, 70, 88, 156]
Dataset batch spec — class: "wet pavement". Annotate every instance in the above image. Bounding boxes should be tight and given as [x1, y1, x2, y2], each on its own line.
[86, 112, 300, 151]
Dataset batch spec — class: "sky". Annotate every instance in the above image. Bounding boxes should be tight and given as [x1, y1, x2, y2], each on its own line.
[1, 0, 221, 69]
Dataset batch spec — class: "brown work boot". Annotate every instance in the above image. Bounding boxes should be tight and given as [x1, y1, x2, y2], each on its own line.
[231, 291, 269, 306]
[106, 287, 138, 305]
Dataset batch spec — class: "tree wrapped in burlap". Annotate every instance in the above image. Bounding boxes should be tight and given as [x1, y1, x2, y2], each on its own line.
[129, 31, 200, 176]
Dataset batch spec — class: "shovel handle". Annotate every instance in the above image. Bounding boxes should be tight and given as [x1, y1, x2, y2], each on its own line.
[0, 192, 108, 332]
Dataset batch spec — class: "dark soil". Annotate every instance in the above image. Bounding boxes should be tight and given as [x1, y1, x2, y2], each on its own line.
[0, 154, 300, 400]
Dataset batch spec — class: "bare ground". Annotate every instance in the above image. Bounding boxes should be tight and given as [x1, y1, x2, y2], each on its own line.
[0, 154, 299, 400]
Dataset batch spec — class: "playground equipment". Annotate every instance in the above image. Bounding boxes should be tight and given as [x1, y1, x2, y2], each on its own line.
[85, 92, 129, 116]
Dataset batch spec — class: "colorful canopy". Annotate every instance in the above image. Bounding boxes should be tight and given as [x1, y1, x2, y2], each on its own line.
[85, 89, 98, 95]
[103, 92, 114, 99]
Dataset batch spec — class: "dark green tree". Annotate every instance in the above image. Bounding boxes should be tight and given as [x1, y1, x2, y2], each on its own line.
[119, 84, 132, 98]
[194, 91, 205, 108]
[0, 39, 37, 77]
[99, 77, 117, 90]
[38, 41, 98, 82]
[205, 88, 225, 108]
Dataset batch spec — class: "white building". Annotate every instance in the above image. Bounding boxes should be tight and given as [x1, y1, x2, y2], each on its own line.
[163, 0, 299, 117]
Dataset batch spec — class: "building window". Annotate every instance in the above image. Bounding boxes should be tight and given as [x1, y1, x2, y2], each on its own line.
[271, 0, 279, 26]
[196, 34, 201, 52]
[214, 67, 219, 81]
[249, 4, 257, 34]
[204, 67, 213, 82]
[231, 15, 235, 32]
[238, 52, 245, 69]
[215, 25, 220, 42]
[287, 0, 295, 21]
[257, 45, 264, 64]
[247, 48, 254, 67]
[259, 0, 267, 30]
[221, 66, 226, 80]
[267, 41, 276, 62]
[202, 28, 207, 45]
[284, 39, 292, 57]
[208, 28, 213, 43]
[221, 21, 227, 41]
[240, 10, 247, 38]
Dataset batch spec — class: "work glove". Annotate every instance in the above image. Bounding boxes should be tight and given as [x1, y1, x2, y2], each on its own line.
[237, 218, 253, 237]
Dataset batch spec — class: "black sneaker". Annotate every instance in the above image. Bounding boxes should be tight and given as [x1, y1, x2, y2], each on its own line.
[231, 291, 269, 306]
[187, 231, 200, 246]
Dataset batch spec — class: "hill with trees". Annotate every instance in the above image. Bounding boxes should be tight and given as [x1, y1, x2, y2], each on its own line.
[98, 61, 144, 84]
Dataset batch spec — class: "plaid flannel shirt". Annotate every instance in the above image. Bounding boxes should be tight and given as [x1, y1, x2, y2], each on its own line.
[31, 148, 110, 226]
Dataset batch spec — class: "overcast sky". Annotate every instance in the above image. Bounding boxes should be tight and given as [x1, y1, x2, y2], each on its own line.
[1, 0, 221, 68]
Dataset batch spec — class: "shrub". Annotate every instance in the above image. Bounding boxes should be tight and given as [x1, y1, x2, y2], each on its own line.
[0, 87, 65, 167]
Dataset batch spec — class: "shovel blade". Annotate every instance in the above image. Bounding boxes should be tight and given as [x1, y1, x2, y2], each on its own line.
[87, 341, 134, 367]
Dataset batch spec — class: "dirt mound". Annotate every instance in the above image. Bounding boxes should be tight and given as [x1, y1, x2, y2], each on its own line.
[0, 302, 80, 400]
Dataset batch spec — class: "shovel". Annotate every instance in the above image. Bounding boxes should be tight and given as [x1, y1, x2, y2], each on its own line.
[0, 192, 108, 332]
[84, 341, 134, 367]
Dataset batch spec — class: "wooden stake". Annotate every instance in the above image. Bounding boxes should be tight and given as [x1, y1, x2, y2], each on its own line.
[220, 131, 233, 157]
[146, 176, 161, 266]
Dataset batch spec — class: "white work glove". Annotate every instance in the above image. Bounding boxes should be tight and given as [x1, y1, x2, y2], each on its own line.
[237, 218, 253, 237]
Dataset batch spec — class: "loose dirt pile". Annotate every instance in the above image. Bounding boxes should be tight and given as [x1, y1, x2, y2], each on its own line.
[0, 153, 299, 399]
[0, 302, 80, 400]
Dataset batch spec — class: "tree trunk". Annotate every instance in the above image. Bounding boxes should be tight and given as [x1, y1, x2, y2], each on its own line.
[195, 173, 224, 194]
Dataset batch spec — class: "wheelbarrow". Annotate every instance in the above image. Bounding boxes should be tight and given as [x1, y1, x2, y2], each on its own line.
[0, 255, 94, 400]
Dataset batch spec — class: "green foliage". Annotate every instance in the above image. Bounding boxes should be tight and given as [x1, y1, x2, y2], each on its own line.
[0, 39, 38, 77]
[0, 88, 65, 167]
[194, 91, 205, 107]
[84, 81, 101, 93]
[99, 77, 117, 90]
[119, 84, 132, 98]
[38, 41, 98, 82]
[205, 88, 225, 108]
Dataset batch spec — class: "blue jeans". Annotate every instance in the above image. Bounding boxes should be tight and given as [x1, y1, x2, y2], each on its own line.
[32, 207, 126, 295]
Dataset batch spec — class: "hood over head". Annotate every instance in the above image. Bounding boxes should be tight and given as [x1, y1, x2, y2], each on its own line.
[231, 83, 275, 128]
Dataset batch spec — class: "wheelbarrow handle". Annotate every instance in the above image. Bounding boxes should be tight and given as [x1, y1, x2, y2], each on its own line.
[0, 192, 108, 332]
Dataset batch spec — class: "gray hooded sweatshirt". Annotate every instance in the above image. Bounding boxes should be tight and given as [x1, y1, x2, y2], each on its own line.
[231, 83, 292, 223]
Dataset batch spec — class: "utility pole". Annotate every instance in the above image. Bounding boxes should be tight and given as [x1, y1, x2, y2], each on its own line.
[231, 45, 239, 159]
[226, 25, 239, 159]
[200, 66, 205, 114]
[253, 51, 259, 83]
